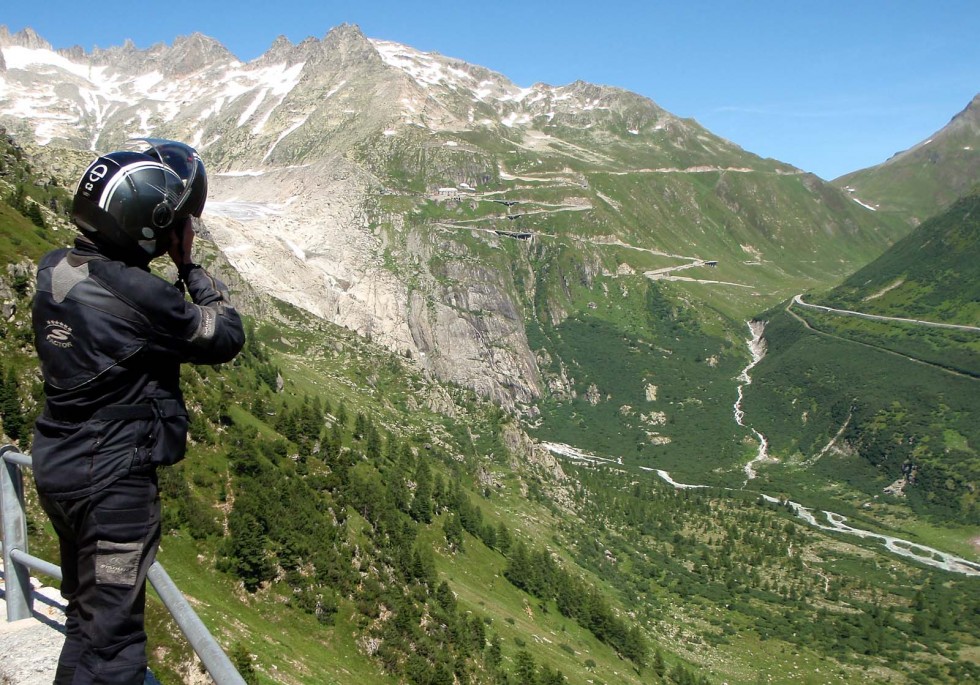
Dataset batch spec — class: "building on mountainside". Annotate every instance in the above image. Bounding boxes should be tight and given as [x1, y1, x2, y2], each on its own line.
[494, 230, 533, 241]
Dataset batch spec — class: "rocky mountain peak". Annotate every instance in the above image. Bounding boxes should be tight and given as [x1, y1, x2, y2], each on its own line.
[947, 92, 980, 130]
[164, 32, 237, 75]
[89, 38, 162, 70]
[252, 34, 323, 66]
[260, 34, 295, 62]
[57, 45, 86, 62]
[319, 23, 383, 68]
[0, 26, 52, 50]
[898, 92, 980, 154]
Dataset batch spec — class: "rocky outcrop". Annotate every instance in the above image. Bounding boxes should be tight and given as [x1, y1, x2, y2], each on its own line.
[203, 154, 543, 407]
[163, 33, 237, 76]
[501, 422, 566, 482]
[0, 26, 52, 50]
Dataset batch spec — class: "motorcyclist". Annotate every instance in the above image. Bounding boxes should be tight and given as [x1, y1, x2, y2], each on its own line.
[31, 139, 245, 684]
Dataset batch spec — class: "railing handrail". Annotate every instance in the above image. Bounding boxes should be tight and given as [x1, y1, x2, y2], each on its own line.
[1, 444, 246, 685]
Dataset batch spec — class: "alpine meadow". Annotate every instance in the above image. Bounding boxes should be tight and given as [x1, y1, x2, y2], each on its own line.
[1, 24, 978, 685]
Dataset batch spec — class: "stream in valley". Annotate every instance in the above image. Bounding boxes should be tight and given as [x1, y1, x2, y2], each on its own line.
[541, 318, 980, 576]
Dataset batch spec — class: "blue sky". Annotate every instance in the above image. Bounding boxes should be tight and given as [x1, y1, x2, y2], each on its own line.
[4, 1, 978, 179]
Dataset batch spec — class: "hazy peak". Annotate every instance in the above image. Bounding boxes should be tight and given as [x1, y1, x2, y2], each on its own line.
[0, 25, 52, 50]
[948, 92, 980, 128]
[319, 23, 381, 66]
[165, 32, 237, 74]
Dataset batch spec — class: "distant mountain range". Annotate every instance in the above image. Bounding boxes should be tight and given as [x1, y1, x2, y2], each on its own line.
[0, 24, 910, 409]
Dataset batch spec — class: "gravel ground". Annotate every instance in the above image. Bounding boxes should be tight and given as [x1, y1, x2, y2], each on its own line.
[0, 568, 66, 685]
[1, 562, 162, 684]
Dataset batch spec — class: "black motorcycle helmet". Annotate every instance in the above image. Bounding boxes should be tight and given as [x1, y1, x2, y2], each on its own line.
[71, 139, 206, 264]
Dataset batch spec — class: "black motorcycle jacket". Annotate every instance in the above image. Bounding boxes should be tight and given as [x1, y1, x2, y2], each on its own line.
[31, 237, 245, 499]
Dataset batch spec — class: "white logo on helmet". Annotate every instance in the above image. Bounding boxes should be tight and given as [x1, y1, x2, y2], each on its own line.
[81, 163, 109, 196]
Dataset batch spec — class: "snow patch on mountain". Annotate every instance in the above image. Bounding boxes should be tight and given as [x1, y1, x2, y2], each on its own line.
[372, 38, 541, 117]
[373, 40, 476, 90]
[502, 112, 533, 128]
[0, 41, 312, 147]
[2, 45, 94, 79]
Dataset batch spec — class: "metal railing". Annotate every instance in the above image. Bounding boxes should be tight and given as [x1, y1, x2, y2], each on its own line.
[1, 444, 246, 685]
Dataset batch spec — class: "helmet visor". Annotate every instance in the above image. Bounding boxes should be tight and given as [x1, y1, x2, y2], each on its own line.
[126, 137, 201, 215]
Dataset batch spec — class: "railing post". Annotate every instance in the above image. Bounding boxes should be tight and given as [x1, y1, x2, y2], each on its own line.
[1, 445, 33, 621]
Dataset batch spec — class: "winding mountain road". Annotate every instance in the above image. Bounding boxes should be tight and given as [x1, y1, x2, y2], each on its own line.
[785, 296, 979, 381]
[792, 294, 980, 333]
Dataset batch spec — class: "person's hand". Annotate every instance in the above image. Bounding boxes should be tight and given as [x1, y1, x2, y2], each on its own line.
[169, 217, 195, 267]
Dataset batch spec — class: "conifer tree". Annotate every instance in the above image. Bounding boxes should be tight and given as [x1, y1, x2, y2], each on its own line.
[487, 635, 503, 670]
[366, 420, 382, 460]
[496, 522, 512, 555]
[514, 650, 538, 685]
[653, 648, 666, 678]
[230, 643, 258, 685]
[25, 201, 46, 228]
[540, 665, 567, 685]
[354, 411, 367, 440]
[410, 459, 433, 523]
[225, 509, 275, 592]
[444, 513, 464, 552]
[387, 464, 411, 513]
[0, 367, 25, 442]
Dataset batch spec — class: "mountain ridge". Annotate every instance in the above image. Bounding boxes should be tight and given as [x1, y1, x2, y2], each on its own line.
[0, 24, 906, 410]
[835, 92, 980, 223]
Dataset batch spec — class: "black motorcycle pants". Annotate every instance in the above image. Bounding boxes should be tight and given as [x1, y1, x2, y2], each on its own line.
[39, 471, 161, 685]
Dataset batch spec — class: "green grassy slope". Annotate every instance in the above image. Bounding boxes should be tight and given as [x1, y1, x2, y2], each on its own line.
[744, 194, 980, 525]
[821, 192, 980, 326]
[745, 303, 979, 522]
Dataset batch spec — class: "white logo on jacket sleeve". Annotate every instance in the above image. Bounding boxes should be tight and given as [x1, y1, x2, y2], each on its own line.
[45, 320, 73, 348]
